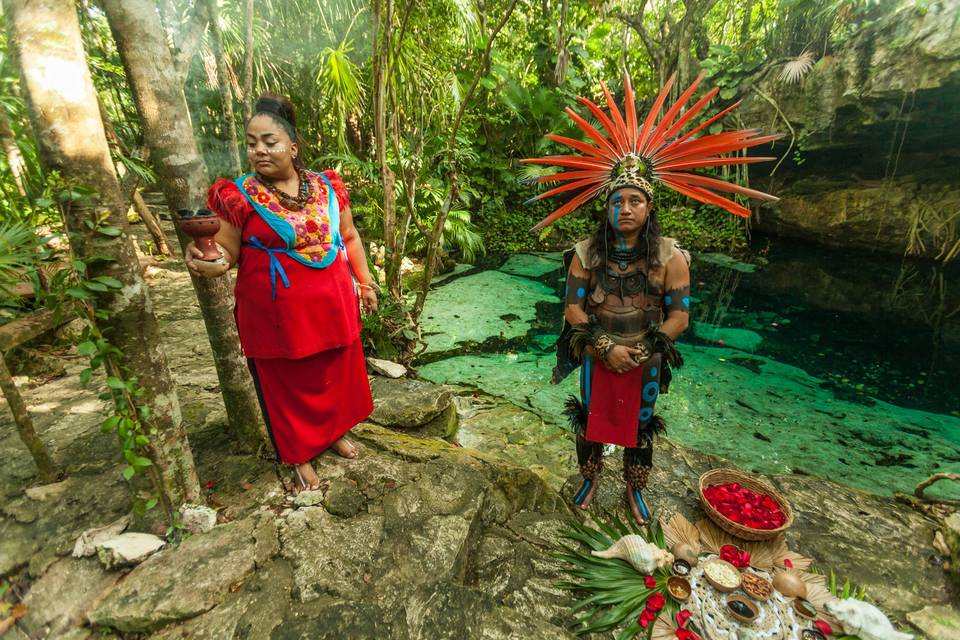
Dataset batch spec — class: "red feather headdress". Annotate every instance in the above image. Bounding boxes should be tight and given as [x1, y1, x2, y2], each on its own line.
[521, 72, 782, 231]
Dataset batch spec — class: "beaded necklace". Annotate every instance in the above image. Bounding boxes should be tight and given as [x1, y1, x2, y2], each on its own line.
[256, 169, 311, 211]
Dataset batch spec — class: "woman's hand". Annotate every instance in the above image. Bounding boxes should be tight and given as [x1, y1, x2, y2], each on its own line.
[185, 242, 230, 278]
[360, 286, 378, 315]
[603, 345, 645, 374]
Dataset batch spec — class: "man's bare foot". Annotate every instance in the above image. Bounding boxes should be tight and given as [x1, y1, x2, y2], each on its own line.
[573, 478, 598, 509]
[293, 462, 321, 494]
[330, 436, 359, 459]
[626, 486, 651, 526]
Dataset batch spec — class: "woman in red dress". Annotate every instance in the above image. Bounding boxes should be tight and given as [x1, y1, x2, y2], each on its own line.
[185, 94, 376, 492]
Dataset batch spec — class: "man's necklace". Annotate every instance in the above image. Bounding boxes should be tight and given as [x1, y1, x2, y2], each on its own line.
[257, 169, 311, 210]
[609, 245, 641, 270]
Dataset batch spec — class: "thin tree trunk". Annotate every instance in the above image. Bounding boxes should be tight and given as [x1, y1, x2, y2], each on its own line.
[201, 0, 241, 174]
[5, 0, 199, 506]
[96, 97, 171, 256]
[101, 0, 267, 454]
[243, 0, 254, 121]
[412, 0, 518, 322]
[0, 356, 57, 483]
[133, 190, 171, 256]
[373, 0, 398, 297]
[0, 107, 27, 195]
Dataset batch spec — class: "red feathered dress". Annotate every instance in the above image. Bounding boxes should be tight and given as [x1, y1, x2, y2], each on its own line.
[207, 169, 373, 464]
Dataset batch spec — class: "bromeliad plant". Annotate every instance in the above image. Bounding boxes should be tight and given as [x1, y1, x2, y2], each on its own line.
[556, 514, 699, 639]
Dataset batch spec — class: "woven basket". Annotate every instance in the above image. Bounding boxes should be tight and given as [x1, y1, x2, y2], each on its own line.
[698, 468, 794, 541]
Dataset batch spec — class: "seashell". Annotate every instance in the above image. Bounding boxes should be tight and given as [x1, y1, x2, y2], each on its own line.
[824, 599, 914, 640]
[591, 534, 674, 574]
[671, 543, 699, 567]
[772, 570, 807, 598]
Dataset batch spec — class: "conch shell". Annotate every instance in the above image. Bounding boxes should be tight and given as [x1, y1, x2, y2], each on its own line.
[824, 599, 914, 640]
[591, 534, 674, 574]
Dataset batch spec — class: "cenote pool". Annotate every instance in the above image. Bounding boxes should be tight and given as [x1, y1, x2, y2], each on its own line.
[414, 238, 960, 501]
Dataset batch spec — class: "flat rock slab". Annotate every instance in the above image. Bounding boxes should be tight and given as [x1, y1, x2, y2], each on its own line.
[20, 557, 120, 637]
[366, 357, 407, 378]
[906, 604, 960, 639]
[97, 532, 165, 569]
[369, 377, 453, 429]
[89, 513, 278, 633]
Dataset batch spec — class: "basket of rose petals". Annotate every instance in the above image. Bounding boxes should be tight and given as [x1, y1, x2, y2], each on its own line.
[699, 469, 794, 541]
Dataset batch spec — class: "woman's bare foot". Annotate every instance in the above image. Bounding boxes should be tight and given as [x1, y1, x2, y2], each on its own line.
[572, 478, 598, 509]
[293, 462, 321, 494]
[330, 436, 359, 459]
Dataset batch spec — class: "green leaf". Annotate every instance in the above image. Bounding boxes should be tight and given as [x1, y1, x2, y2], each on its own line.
[135, 435, 150, 446]
[92, 276, 123, 288]
[124, 449, 137, 464]
[106, 377, 126, 390]
[65, 287, 93, 300]
[34, 197, 54, 208]
[79, 368, 93, 385]
[97, 226, 122, 237]
[709, 123, 724, 135]
[720, 86, 738, 100]
[145, 497, 159, 511]
[100, 416, 121, 433]
[77, 341, 97, 356]
[71, 259, 87, 274]
[122, 465, 135, 481]
[133, 456, 153, 468]
[83, 281, 109, 292]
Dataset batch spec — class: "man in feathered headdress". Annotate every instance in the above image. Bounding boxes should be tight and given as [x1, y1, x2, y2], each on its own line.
[525, 72, 781, 525]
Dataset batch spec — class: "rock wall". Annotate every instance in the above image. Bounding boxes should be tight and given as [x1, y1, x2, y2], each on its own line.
[742, 0, 960, 257]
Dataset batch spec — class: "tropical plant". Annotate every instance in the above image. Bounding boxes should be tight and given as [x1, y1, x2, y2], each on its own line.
[556, 513, 681, 638]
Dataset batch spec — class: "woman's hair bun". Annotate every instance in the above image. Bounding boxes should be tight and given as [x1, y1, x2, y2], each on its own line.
[254, 93, 297, 128]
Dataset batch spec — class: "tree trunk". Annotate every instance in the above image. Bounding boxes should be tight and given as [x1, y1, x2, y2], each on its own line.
[373, 0, 399, 298]
[4, 0, 199, 505]
[101, 0, 268, 454]
[133, 190, 171, 256]
[201, 0, 241, 175]
[0, 356, 57, 483]
[243, 0, 254, 121]
[0, 107, 27, 195]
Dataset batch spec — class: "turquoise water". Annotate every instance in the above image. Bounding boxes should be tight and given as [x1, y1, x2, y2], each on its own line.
[416, 241, 960, 500]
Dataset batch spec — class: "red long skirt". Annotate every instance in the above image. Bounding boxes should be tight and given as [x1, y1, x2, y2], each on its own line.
[247, 338, 373, 464]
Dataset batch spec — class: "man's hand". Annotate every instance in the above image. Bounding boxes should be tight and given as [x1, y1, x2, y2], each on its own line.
[603, 345, 646, 374]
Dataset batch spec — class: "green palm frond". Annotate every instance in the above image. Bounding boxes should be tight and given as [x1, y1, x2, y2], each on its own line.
[555, 513, 675, 638]
[0, 220, 45, 304]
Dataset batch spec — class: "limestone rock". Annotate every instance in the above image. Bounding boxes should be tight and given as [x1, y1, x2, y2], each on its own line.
[20, 557, 120, 637]
[280, 507, 384, 602]
[944, 512, 960, 573]
[179, 504, 218, 534]
[24, 479, 71, 501]
[97, 532, 165, 569]
[906, 605, 960, 639]
[366, 357, 407, 378]
[292, 489, 325, 508]
[369, 377, 454, 429]
[89, 513, 278, 633]
[73, 514, 131, 558]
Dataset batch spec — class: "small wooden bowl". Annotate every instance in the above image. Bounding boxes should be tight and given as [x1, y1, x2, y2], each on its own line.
[671, 559, 691, 576]
[801, 630, 827, 640]
[793, 597, 818, 620]
[740, 573, 773, 601]
[702, 559, 741, 593]
[667, 576, 691, 602]
[725, 595, 758, 624]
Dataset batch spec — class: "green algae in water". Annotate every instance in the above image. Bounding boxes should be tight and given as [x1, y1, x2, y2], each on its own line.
[417, 251, 960, 501]
[419, 270, 559, 354]
[499, 253, 563, 278]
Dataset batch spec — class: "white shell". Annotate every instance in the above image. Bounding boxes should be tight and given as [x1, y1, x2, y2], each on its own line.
[591, 534, 674, 574]
[824, 599, 914, 640]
